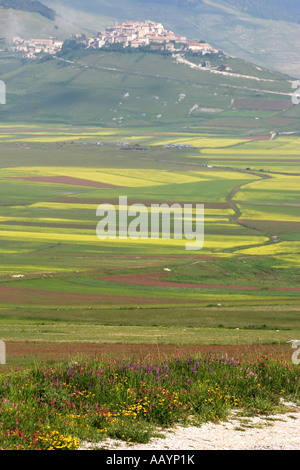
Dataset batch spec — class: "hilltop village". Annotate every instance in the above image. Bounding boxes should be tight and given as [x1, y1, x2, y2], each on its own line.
[11, 20, 218, 58]
[11, 36, 64, 58]
[87, 20, 218, 54]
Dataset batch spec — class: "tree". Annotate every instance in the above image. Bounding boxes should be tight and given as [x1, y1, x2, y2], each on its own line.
[58, 39, 84, 56]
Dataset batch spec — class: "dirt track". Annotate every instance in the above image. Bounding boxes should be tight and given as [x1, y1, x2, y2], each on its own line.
[0, 284, 190, 305]
[80, 406, 300, 450]
[7, 176, 125, 189]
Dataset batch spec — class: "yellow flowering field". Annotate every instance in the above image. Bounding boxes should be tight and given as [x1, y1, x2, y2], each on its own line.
[202, 136, 300, 155]
[2, 167, 209, 188]
[236, 241, 300, 256]
[234, 174, 300, 204]
[237, 204, 300, 222]
[146, 135, 247, 148]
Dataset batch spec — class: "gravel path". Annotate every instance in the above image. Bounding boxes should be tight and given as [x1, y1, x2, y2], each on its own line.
[79, 404, 300, 451]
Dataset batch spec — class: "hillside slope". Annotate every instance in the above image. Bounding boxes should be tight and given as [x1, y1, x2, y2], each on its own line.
[222, 0, 300, 24]
[0, 49, 298, 131]
[41, 0, 300, 78]
[0, 6, 87, 40]
[0, 0, 56, 20]
[2, 0, 300, 76]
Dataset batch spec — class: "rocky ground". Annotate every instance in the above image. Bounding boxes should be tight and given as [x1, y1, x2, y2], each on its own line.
[79, 402, 300, 451]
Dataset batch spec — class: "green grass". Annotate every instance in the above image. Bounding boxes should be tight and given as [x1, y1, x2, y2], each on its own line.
[0, 124, 299, 371]
[0, 49, 297, 129]
[0, 126, 299, 452]
[0, 319, 299, 345]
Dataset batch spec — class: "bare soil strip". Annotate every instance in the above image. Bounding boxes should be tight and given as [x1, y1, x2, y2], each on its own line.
[6, 176, 126, 189]
[0, 285, 192, 305]
[52, 197, 230, 209]
[3, 341, 291, 360]
[100, 272, 300, 291]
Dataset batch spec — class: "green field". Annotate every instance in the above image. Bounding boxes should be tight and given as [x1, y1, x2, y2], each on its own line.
[0, 49, 297, 129]
[1, 7, 300, 452]
[0, 123, 299, 370]
[0, 47, 299, 369]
